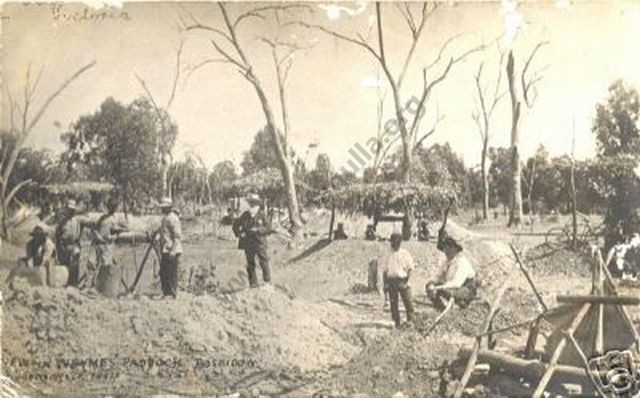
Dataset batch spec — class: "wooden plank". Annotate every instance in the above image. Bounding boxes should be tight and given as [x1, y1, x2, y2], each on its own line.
[595, 303, 604, 356]
[454, 283, 510, 398]
[532, 303, 591, 398]
[510, 244, 548, 311]
[556, 295, 640, 305]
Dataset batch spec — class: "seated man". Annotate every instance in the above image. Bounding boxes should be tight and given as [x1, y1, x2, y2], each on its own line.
[333, 223, 348, 240]
[426, 233, 478, 310]
[365, 224, 377, 241]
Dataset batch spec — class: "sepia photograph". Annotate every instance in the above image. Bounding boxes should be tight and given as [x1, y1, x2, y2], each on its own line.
[1, 0, 640, 396]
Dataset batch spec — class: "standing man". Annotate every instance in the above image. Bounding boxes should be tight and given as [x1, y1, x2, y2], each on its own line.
[426, 233, 478, 310]
[233, 193, 271, 288]
[159, 197, 182, 298]
[382, 233, 415, 328]
[55, 199, 84, 287]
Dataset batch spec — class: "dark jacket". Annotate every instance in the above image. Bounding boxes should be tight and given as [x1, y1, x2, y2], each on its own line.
[232, 208, 271, 249]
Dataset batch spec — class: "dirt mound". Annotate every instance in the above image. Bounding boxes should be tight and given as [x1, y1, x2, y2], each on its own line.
[2, 281, 358, 386]
[524, 245, 593, 278]
[310, 330, 466, 397]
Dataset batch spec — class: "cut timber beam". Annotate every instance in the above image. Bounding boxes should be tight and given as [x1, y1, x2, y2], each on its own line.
[457, 348, 591, 384]
[454, 283, 511, 398]
[556, 295, 640, 305]
[532, 303, 591, 398]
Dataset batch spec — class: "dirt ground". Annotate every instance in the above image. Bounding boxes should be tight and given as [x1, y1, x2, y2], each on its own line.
[0, 211, 618, 397]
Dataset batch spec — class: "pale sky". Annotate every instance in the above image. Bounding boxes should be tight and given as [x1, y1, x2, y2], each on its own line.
[2, 1, 640, 173]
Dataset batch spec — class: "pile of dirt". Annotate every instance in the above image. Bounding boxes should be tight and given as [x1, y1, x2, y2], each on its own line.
[2, 280, 359, 394]
[306, 329, 467, 397]
[524, 245, 593, 278]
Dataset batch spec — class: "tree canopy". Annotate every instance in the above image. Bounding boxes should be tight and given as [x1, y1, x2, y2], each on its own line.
[61, 97, 178, 209]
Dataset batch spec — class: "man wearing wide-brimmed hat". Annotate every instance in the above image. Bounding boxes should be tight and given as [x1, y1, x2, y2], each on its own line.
[24, 224, 56, 273]
[426, 231, 478, 310]
[55, 199, 85, 287]
[232, 193, 272, 288]
[158, 197, 182, 298]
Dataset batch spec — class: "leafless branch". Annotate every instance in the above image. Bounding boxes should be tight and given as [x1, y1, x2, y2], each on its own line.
[288, 20, 381, 62]
[414, 112, 445, 151]
[166, 39, 184, 110]
[234, 4, 311, 29]
[521, 41, 549, 107]
[397, 2, 438, 88]
[209, 39, 246, 71]
[2, 61, 96, 193]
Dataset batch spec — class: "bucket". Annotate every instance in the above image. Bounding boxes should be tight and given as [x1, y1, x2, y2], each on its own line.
[96, 264, 122, 298]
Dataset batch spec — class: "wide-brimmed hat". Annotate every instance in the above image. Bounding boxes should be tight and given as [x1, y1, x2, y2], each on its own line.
[65, 199, 77, 211]
[246, 193, 261, 204]
[158, 197, 174, 208]
[437, 230, 463, 252]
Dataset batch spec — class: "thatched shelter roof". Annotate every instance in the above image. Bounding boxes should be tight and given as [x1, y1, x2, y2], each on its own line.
[42, 181, 115, 195]
[221, 168, 284, 195]
[328, 182, 456, 215]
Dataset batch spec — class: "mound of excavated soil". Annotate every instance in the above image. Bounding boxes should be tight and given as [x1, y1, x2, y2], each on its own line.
[524, 245, 593, 278]
[306, 329, 467, 397]
[2, 281, 359, 384]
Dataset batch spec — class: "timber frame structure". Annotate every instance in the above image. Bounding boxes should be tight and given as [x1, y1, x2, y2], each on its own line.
[454, 247, 640, 397]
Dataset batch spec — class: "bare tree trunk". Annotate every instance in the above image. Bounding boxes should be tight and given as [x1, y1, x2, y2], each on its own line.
[570, 165, 578, 250]
[481, 137, 489, 221]
[507, 51, 523, 227]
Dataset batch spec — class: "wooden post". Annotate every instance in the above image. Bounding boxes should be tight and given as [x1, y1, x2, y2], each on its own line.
[454, 283, 510, 398]
[510, 244, 548, 311]
[368, 259, 379, 292]
[525, 316, 542, 359]
[532, 303, 591, 398]
[328, 203, 336, 241]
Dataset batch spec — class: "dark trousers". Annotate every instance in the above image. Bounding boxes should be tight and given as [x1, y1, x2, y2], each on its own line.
[387, 278, 414, 327]
[160, 253, 180, 297]
[59, 249, 80, 287]
[244, 245, 270, 287]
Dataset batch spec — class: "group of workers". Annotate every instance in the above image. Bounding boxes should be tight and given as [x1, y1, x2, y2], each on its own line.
[22, 196, 183, 299]
[23, 191, 477, 320]
[381, 228, 478, 329]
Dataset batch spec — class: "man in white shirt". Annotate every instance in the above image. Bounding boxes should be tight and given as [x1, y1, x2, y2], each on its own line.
[426, 233, 478, 310]
[382, 233, 415, 328]
[159, 197, 182, 298]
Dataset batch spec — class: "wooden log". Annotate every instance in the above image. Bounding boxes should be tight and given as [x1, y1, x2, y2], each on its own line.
[532, 303, 591, 398]
[456, 349, 591, 384]
[510, 244, 548, 311]
[454, 283, 510, 398]
[601, 261, 640, 351]
[556, 295, 640, 305]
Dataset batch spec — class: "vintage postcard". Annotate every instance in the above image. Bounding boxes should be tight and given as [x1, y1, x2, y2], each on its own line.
[1, 1, 640, 397]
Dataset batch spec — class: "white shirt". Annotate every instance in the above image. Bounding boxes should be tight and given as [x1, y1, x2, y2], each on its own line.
[383, 248, 415, 279]
[439, 252, 476, 289]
